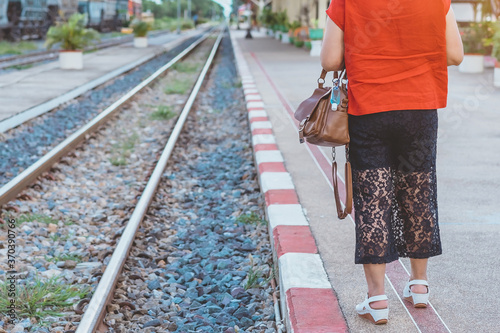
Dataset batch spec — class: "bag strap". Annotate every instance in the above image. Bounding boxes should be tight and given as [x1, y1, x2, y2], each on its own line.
[318, 69, 328, 89]
[331, 148, 353, 219]
[317, 69, 352, 219]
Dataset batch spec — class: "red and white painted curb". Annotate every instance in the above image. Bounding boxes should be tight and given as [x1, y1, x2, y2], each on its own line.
[230, 32, 348, 333]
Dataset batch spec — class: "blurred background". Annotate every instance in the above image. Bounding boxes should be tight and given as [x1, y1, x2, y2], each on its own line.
[1, 0, 498, 66]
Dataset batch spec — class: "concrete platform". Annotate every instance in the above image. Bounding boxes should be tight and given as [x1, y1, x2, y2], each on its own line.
[0, 29, 203, 133]
[232, 28, 500, 332]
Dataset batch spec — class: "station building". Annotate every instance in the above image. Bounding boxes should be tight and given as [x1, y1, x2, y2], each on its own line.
[267, 0, 483, 29]
[270, 0, 330, 29]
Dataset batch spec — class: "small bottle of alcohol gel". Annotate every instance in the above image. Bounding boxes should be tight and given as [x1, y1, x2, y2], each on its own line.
[331, 78, 341, 110]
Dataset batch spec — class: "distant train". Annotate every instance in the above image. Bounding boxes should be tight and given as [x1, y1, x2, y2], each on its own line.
[0, 0, 142, 41]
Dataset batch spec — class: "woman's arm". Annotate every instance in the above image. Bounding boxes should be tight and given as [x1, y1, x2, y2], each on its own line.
[446, 7, 464, 66]
[320, 17, 345, 71]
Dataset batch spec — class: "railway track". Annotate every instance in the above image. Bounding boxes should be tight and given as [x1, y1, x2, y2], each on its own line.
[0, 26, 280, 332]
[0, 29, 214, 207]
[0, 29, 218, 205]
[73, 29, 224, 333]
[0, 29, 171, 71]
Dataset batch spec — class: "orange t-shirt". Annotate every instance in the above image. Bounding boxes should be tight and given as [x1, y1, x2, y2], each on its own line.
[326, 0, 451, 116]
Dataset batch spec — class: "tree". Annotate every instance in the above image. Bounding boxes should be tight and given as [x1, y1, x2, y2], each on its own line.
[143, 0, 223, 20]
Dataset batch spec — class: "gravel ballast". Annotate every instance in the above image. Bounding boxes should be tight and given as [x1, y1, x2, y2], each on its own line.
[107, 34, 276, 333]
[0, 32, 278, 333]
[0, 33, 205, 187]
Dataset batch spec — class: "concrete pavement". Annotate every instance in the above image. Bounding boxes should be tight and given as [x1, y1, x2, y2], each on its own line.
[232, 28, 500, 332]
[0, 29, 203, 132]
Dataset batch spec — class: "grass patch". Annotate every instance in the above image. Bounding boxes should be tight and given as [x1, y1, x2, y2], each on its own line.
[13, 213, 73, 226]
[49, 233, 71, 242]
[109, 133, 139, 166]
[0, 41, 37, 55]
[17, 213, 59, 225]
[172, 62, 200, 73]
[150, 105, 177, 120]
[10, 64, 33, 70]
[45, 253, 83, 263]
[243, 255, 273, 290]
[0, 275, 89, 320]
[109, 31, 125, 38]
[222, 79, 242, 90]
[152, 18, 195, 32]
[164, 78, 191, 95]
[236, 212, 266, 225]
[109, 156, 127, 166]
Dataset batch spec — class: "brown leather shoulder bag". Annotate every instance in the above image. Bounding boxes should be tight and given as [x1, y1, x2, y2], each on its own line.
[294, 69, 352, 219]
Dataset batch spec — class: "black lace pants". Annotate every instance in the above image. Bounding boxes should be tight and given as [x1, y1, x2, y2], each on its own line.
[348, 110, 442, 264]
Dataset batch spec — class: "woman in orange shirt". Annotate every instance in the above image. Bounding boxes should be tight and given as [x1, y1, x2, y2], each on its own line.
[321, 0, 463, 325]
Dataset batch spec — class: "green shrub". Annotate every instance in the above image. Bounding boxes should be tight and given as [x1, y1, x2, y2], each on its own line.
[294, 40, 304, 48]
[197, 17, 209, 25]
[131, 20, 150, 37]
[0, 41, 37, 55]
[460, 22, 493, 55]
[45, 13, 100, 50]
[181, 20, 194, 30]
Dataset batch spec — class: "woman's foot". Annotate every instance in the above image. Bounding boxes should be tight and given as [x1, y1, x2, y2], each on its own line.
[403, 280, 429, 308]
[356, 294, 389, 325]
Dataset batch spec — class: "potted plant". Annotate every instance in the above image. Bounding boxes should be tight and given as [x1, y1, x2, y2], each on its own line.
[305, 40, 312, 50]
[260, 7, 275, 36]
[288, 21, 301, 45]
[132, 21, 150, 48]
[481, 21, 496, 67]
[490, 23, 500, 87]
[309, 19, 323, 57]
[275, 10, 288, 40]
[294, 40, 304, 48]
[281, 23, 290, 43]
[45, 13, 100, 70]
[459, 22, 489, 73]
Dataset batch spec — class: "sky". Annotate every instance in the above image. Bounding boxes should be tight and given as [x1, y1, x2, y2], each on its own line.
[211, 0, 232, 17]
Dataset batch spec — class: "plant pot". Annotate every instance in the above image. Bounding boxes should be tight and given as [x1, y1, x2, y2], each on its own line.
[309, 28, 323, 40]
[289, 36, 295, 45]
[484, 55, 496, 68]
[304, 41, 312, 50]
[459, 54, 484, 73]
[494, 63, 500, 87]
[59, 50, 83, 70]
[282, 33, 289, 43]
[274, 31, 281, 40]
[310, 40, 322, 56]
[134, 37, 148, 48]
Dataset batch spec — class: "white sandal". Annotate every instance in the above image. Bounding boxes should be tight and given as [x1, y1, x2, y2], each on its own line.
[403, 279, 429, 308]
[355, 294, 389, 325]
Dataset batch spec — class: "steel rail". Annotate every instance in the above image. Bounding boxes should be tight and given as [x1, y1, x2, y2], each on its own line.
[76, 28, 224, 333]
[0, 29, 171, 70]
[0, 28, 216, 207]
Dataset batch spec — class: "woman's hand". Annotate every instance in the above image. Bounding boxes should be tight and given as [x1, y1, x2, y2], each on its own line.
[446, 7, 464, 66]
[320, 17, 345, 71]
